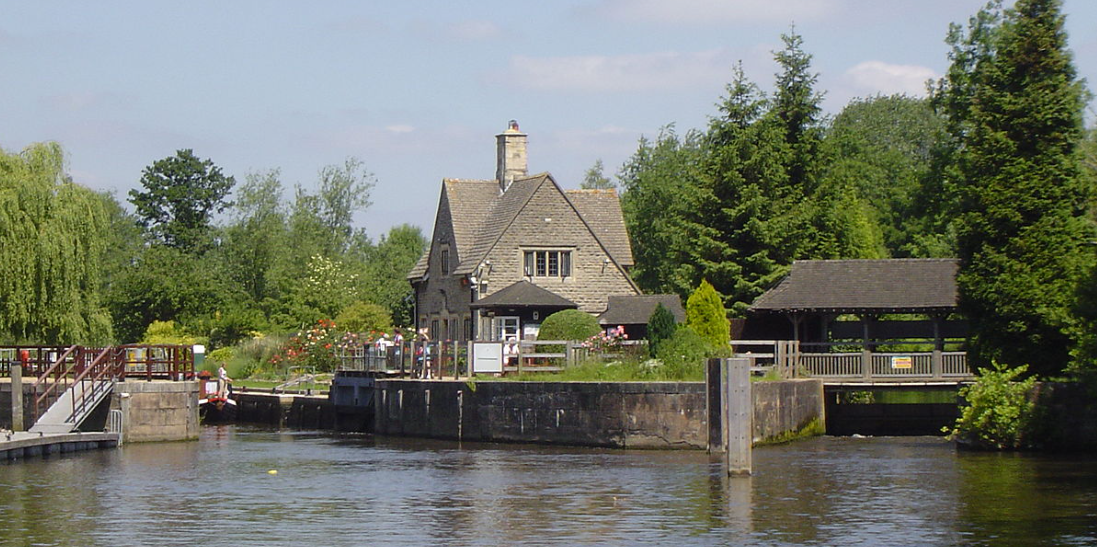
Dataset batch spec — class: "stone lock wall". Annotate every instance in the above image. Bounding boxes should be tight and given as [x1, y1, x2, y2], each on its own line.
[111, 380, 200, 443]
[374, 379, 824, 449]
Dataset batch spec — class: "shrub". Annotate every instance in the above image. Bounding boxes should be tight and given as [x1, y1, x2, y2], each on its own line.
[537, 309, 601, 346]
[647, 303, 677, 357]
[686, 280, 730, 350]
[336, 301, 393, 334]
[141, 320, 203, 346]
[945, 363, 1038, 450]
[270, 319, 342, 373]
[206, 346, 234, 367]
[653, 325, 712, 381]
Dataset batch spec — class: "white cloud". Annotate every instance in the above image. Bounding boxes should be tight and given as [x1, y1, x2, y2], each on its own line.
[844, 61, 938, 97]
[594, 0, 840, 25]
[502, 50, 735, 93]
[385, 124, 415, 134]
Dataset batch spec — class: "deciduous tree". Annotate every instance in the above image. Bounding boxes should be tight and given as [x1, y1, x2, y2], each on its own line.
[129, 149, 235, 253]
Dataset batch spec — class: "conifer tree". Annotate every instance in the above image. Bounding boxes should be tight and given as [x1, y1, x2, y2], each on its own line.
[646, 303, 678, 357]
[951, 0, 1094, 376]
[686, 280, 730, 350]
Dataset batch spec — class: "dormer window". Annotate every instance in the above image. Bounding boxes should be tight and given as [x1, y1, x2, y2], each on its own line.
[441, 247, 450, 275]
[524, 250, 571, 278]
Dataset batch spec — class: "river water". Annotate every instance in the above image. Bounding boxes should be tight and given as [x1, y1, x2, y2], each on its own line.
[2, 426, 1096, 547]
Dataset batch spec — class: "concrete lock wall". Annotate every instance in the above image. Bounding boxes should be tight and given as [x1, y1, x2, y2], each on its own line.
[234, 392, 335, 429]
[373, 379, 824, 449]
[111, 381, 200, 443]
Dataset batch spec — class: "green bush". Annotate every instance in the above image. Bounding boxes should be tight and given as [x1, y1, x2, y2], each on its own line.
[647, 303, 677, 357]
[945, 363, 1038, 449]
[230, 333, 288, 379]
[141, 320, 203, 346]
[206, 346, 235, 371]
[336, 301, 393, 335]
[686, 280, 730, 350]
[653, 325, 711, 381]
[537, 310, 601, 348]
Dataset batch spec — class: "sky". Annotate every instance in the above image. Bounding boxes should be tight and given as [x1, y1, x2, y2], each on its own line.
[3, 1, 1096, 240]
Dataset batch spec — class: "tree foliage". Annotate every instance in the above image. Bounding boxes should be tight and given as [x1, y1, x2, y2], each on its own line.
[129, 149, 235, 253]
[948, 0, 1094, 377]
[646, 303, 678, 357]
[686, 280, 730, 349]
[0, 142, 113, 344]
[619, 127, 706, 298]
[580, 159, 615, 189]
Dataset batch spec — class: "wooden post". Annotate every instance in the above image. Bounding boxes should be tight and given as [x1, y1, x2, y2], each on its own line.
[706, 358, 723, 452]
[725, 357, 752, 475]
[11, 358, 24, 432]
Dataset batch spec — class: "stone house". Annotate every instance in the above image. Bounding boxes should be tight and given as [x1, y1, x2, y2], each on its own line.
[407, 121, 640, 341]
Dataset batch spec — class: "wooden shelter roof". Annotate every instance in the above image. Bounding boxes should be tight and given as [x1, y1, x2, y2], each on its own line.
[749, 259, 961, 314]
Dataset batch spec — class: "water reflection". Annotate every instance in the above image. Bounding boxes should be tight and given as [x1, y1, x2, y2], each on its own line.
[1, 428, 1095, 546]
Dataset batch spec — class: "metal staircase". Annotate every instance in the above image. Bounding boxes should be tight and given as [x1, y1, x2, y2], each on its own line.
[28, 346, 122, 434]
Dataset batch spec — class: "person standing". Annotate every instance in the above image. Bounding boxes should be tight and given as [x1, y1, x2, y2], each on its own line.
[217, 363, 232, 398]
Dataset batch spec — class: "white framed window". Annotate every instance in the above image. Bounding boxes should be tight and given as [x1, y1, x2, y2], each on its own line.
[524, 250, 572, 278]
[492, 316, 520, 341]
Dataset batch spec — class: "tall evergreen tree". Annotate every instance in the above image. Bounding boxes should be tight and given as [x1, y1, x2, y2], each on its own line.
[951, 0, 1094, 376]
[699, 64, 791, 315]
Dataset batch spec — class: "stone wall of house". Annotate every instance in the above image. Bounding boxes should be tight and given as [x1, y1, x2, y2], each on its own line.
[478, 180, 637, 315]
[417, 189, 475, 341]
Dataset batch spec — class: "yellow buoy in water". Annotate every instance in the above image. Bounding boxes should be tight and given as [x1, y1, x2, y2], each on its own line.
[267, 469, 278, 475]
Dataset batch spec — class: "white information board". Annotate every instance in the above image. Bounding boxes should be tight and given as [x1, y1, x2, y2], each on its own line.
[472, 341, 504, 373]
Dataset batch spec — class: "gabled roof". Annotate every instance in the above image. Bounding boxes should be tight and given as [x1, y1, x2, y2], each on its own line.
[469, 280, 579, 309]
[454, 174, 546, 276]
[408, 178, 498, 280]
[409, 173, 636, 286]
[749, 259, 960, 314]
[598, 294, 685, 326]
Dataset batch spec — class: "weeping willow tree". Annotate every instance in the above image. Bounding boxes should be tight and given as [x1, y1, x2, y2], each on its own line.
[0, 142, 113, 344]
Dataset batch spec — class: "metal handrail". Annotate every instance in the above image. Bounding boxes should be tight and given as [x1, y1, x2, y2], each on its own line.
[67, 346, 124, 424]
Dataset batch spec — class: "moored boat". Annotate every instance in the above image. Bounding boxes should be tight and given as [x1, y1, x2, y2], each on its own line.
[197, 370, 237, 423]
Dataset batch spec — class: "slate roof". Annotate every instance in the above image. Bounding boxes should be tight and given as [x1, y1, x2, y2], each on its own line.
[469, 280, 579, 309]
[749, 259, 960, 314]
[598, 294, 685, 326]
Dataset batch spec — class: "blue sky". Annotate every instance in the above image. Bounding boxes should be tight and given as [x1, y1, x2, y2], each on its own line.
[3, 1, 1096, 240]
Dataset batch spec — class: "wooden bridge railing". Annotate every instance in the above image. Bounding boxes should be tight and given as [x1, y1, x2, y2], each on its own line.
[731, 340, 974, 383]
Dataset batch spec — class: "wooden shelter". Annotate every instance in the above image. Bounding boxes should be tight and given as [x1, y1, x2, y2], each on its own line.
[744, 259, 968, 351]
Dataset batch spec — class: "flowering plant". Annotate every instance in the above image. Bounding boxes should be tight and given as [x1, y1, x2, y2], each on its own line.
[580, 326, 628, 353]
[269, 319, 343, 372]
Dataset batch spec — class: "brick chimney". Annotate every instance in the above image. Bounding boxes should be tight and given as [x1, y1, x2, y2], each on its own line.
[496, 119, 527, 192]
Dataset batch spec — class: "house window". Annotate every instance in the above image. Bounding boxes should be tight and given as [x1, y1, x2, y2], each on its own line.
[524, 250, 571, 278]
[493, 316, 520, 341]
[440, 248, 450, 275]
